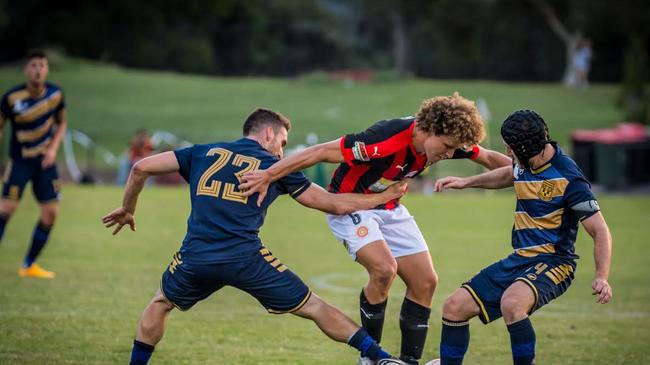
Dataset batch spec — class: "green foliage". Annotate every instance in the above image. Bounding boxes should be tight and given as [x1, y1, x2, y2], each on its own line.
[620, 35, 649, 124]
[0, 187, 648, 364]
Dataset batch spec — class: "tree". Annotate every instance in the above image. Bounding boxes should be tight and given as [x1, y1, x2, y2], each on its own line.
[528, 0, 581, 86]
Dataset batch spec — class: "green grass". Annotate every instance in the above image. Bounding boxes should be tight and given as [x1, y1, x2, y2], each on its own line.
[0, 58, 623, 154]
[0, 185, 648, 364]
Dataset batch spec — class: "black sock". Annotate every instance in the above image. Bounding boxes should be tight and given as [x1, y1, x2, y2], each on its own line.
[130, 339, 155, 365]
[0, 213, 8, 242]
[399, 298, 431, 365]
[507, 317, 536, 365]
[440, 318, 470, 365]
[23, 221, 52, 267]
[360, 288, 387, 344]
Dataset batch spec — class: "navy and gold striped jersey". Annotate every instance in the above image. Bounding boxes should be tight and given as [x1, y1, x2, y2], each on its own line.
[0, 83, 65, 160]
[511, 143, 599, 259]
[174, 138, 311, 264]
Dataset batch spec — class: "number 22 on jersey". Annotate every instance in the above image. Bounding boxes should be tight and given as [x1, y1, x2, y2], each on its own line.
[196, 147, 261, 204]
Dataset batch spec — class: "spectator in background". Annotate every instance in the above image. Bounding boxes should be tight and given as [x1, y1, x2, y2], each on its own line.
[117, 129, 154, 185]
[572, 39, 593, 89]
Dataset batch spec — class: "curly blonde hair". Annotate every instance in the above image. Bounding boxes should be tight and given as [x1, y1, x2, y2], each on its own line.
[415, 92, 485, 146]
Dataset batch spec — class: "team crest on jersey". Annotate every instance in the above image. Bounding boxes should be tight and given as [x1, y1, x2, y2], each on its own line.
[352, 141, 370, 161]
[356, 226, 369, 238]
[538, 180, 555, 201]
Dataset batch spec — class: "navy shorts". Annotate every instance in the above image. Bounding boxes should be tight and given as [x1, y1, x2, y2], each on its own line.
[2, 158, 60, 202]
[462, 253, 576, 324]
[161, 247, 311, 313]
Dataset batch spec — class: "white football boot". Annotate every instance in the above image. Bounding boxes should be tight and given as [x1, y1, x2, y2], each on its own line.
[376, 358, 410, 365]
[357, 357, 375, 365]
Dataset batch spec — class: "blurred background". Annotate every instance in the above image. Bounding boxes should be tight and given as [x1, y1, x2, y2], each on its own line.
[1, 2, 650, 365]
[0, 0, 649, 190]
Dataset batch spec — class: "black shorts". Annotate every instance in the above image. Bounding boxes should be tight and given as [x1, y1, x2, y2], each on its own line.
[462, 253, 576, 324]
[161, 247, 311, 313]
[2, 158, 60, 202]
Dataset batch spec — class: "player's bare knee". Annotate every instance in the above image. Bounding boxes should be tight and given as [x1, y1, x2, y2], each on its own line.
[0, 200, 18, 217]
[442, 294, 463, 318]
[420, 270, 438, 296]
[443, 290, 478, 320]
[500, 296, 527, 322]
[370, 262, 397, 288]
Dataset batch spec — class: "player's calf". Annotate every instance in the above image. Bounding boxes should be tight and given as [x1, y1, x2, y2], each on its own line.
[438, 289, 481, 365]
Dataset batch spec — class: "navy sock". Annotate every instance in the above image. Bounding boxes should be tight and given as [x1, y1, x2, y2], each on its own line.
[440, 318, 470, 365]
[347, 327, 391, 361]
[507, 317, 536, 365]
[24, 221, 52, 267]
[130, 339, 155, 365]
[0, 214, 8, 242]
[360, 288, 387, 344]
[399, 297, 431, 365]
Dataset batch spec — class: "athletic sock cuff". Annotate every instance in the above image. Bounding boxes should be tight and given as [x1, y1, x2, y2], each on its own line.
[134, 340, 155, 352]
[401, 297, 431, 320]
[442, 317, 469, 327]
[360, 289, 388, 311]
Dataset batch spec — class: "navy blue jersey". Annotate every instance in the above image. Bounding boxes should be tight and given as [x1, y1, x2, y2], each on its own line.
[174, 138, 311, 264]
[0, 83, 65, 160]
[511, 143, 599, 259]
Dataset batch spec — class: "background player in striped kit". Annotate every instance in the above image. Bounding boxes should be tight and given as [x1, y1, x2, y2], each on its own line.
[0, 49, 67, 279]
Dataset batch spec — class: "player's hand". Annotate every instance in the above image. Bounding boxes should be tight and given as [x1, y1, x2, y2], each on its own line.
[42, 149, 56, 168]
[591, 277, 612, 304]
[239, 170, 271, 207]
[385, 180, 409, 200]
[102, 207, 136, 235]
[434, 176, 468, 192]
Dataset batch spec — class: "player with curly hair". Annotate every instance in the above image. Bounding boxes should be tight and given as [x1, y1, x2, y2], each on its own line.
[240, 93, 511, 365]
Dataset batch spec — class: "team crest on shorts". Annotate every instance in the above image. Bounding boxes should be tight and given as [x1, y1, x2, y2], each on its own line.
[356, 226, 369, 237]
[538, 180, 555, 201]
[527, 273, 537, 281]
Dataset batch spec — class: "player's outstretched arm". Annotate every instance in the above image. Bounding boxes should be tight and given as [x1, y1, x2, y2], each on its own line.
[581, 212, 613, 304]
[435, 165, 513, 192]
[295, 181, 408, 215]
[102, 151, 180, 235]
[240, 139, 344, 206]
[42, 108, 68, 168]
[471, 146, 511, 170]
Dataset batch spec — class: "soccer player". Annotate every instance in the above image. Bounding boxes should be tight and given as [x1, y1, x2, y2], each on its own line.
[430, 110, 613, 365]
[0, 49, 67, 279]
[102, 108, 412, 365]
[239, 93, 511, 365]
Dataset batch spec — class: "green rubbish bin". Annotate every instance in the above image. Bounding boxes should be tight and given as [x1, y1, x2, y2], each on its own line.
[594, 143, 629, 190]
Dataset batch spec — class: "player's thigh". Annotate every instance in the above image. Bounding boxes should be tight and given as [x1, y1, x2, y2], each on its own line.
[230, 247, 311, 315]
[326, 211, 384, 260]
[1, 159, 32, 203]
[442, 288, 481, 321]
[355, 240, 398, 279]
[378, 205, 428, 259]
[32, 164, 61, 203]
[500, 281, 536, 323]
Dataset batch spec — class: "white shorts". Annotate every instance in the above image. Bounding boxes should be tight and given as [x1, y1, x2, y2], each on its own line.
[326, 205, 428, 260]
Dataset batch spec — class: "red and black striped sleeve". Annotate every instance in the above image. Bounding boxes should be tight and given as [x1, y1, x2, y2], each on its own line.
[340, 118, 414, 166]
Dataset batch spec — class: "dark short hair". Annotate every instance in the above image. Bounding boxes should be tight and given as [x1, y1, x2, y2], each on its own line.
[242, 108, 291, 136]
[25, 49, 48, 63]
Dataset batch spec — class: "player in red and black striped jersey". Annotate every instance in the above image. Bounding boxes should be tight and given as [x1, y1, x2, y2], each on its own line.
[241, 93, 511, 365]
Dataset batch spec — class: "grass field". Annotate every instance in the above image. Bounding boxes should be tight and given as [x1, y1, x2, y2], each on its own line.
[0, 185, 648, 364]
